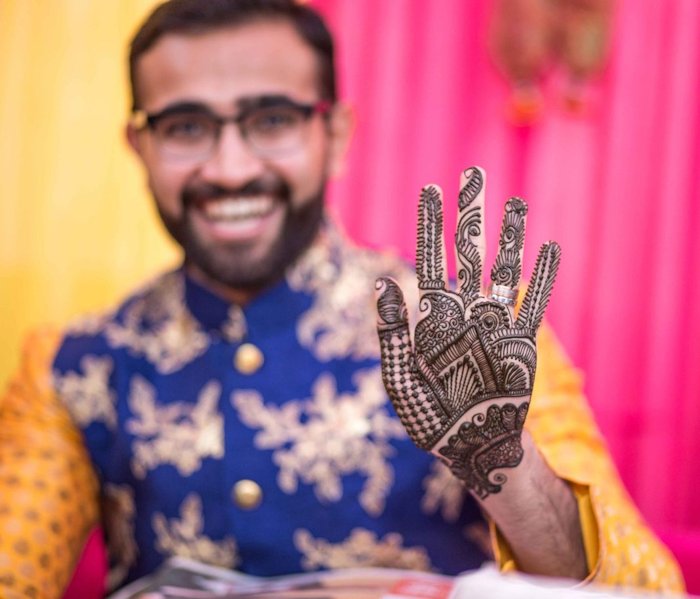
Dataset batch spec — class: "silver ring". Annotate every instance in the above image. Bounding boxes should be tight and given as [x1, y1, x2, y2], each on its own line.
[489, 284, 518, 306]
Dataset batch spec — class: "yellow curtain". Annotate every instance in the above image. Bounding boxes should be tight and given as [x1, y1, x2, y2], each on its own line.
[0, 1, 179, 386]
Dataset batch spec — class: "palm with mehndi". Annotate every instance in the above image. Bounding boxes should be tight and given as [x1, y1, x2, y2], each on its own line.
[375, 167, 561, 499]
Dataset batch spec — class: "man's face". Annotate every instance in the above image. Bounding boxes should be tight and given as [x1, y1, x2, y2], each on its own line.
[128, 20, 350, 294]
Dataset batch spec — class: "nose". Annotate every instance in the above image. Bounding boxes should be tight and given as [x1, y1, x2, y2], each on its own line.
[198, 122, 266, 187]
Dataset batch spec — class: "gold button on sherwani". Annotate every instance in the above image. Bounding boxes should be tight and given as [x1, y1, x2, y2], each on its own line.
[234, 343, 264, 374]
[232, 479, 263, 510]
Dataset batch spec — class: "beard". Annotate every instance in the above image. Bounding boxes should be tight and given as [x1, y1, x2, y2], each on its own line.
[156, 174, 325, 293]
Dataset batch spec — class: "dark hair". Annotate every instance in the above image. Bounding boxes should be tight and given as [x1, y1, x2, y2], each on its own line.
[129, 0, 336, 110]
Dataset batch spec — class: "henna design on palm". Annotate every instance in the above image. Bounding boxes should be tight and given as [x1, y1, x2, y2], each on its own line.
[376, 167, 561, 498]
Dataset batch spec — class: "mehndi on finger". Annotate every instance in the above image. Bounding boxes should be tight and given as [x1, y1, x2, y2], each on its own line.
[490, 197, 528, 291]
[456, 167, 486, 303]
[516, 241, 562, 332]
[416, 185, 447, 292]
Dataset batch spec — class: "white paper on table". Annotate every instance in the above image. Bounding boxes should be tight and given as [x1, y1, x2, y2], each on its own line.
[449, 565, 692, 599]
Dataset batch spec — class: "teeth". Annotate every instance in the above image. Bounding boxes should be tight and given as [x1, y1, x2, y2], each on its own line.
[203, 197, 275, 221]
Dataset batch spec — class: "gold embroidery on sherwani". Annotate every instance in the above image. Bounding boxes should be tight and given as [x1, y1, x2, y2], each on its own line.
[294, 528, 431, 571]
[105, 272, 209, 374]
[152, 493, 238, 568]
[126, 377, 224, 478]
[54, 355, 117, 429]
[102, 483, 138, 590]
[232, 367, 406, 516]
[222, 304, 247, 342]
[420, 461, 467, 523]
[287, 225, 417, 361]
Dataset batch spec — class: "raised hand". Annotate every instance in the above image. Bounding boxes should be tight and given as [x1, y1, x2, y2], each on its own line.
[376, 167, 561, 499]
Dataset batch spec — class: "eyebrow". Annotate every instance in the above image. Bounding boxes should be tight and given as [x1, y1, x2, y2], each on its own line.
[236, 94, 303, 111]
[149, 102, 215, 118]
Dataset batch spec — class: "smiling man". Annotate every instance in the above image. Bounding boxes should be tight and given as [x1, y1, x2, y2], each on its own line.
[127, 13, 351, 303]
[0, 1, 684, 597]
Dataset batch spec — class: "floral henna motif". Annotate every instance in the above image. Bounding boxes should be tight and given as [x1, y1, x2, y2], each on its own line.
[376, 167, 561, 498]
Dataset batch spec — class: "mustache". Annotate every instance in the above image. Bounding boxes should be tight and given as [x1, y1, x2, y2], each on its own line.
[182, 178, 291, 208]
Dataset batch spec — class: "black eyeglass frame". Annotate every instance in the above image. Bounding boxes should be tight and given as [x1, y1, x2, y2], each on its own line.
[129, 97, 333, 160]
[130, 97, 332, 138]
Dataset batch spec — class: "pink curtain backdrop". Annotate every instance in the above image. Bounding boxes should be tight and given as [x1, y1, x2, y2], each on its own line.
[313, 0, 700, 573]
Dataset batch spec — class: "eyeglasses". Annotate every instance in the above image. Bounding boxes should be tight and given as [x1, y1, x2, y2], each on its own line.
[131, 97, 332, 161]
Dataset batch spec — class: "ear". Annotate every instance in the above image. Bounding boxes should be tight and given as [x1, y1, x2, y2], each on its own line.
[326, 102, 355, 179]
[125, 122, 145, 158]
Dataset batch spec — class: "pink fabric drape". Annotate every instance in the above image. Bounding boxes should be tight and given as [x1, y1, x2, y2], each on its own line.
[314, 0, 700, 571]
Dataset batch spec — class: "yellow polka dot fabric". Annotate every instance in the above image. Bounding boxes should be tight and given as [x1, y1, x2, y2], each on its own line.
[492, 323, 685, 594]
[0, 329, 99, 599]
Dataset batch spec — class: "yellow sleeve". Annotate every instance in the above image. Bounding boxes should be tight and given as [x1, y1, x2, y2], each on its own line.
[0, 328, 100, 599]
[492, 323, 685, 594]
